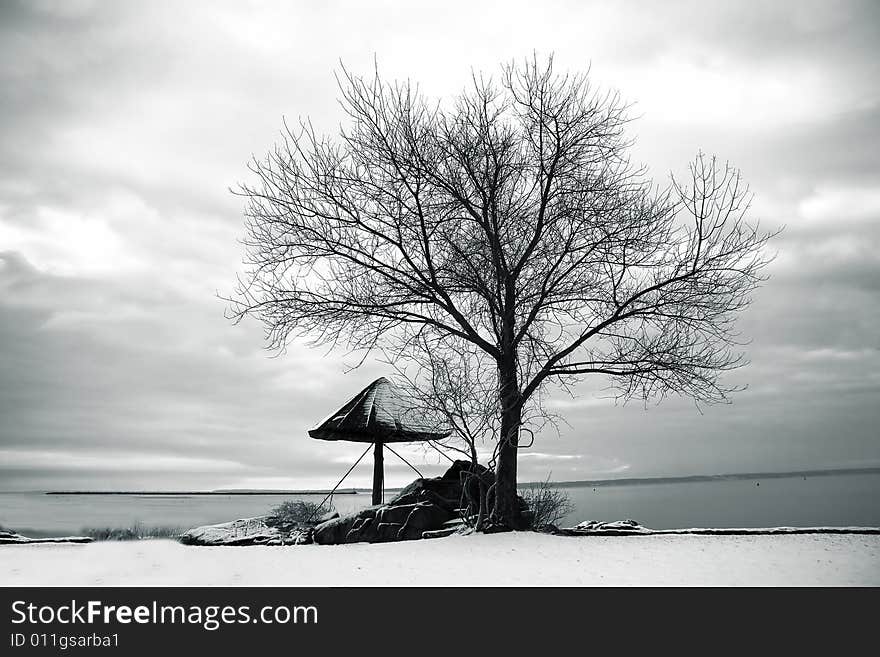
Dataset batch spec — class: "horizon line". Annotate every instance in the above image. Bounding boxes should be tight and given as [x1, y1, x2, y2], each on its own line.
[19, 465, 880, 495]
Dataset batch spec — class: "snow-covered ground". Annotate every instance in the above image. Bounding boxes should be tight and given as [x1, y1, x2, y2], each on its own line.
[2, 532, 879, 586]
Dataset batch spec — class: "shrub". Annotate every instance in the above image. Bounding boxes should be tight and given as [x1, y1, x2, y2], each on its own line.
[520, 480, 575, 531]
[82, 524, 182, 540]
[265, 500, 334, 533]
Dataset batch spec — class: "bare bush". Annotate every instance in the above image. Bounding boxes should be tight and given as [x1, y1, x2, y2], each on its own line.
[265, 500, 334, 532]
[521, 480, 575, 530]
[82, 524, 183, 540]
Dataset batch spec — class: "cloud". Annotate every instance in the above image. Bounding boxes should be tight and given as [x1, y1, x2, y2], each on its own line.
[0, 0, 878, 490]
[798, 185, 880, 225]
[0, 249, 398, 490]
[518, 453, 583, 461]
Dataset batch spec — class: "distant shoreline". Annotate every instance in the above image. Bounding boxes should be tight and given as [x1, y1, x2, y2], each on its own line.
[38, 466, 880, 495]
[43, 489, 361, 496]
[537, 466, 880, 489]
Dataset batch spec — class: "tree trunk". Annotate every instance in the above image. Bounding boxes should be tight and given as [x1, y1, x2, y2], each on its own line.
[492, 361, 521, 528]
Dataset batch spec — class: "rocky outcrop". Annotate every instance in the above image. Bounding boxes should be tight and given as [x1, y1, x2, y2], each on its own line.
[0, 530, 93, 545]
[559, 519, 647, 535]
[181, 460, 533, 546]
[388, 460, 493, 511]
[317, 510, 340, 524]
[312, 460, 532, 544]
[312, 510, 364, 545]
[179, 516, 310, 546]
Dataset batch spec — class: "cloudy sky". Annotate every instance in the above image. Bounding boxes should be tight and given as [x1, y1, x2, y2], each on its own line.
[1, 0, 878, 491]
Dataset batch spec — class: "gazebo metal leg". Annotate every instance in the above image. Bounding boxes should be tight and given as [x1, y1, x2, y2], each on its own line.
[372, 441, 384, 505]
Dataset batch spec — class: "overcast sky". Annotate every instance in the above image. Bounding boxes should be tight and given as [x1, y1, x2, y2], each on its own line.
[1, 0, 878, 491]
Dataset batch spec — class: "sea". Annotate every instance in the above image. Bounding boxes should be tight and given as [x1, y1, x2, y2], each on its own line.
[2, 470, 879, 536]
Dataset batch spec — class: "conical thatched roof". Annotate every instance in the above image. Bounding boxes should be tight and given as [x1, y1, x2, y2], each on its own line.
[308, 377, 451, 444]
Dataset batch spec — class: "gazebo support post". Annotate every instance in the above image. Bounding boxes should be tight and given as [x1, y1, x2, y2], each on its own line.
[372, 441, 384, 505]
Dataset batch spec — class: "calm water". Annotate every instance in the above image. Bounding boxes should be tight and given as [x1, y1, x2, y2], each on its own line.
[2, 472, 879, 536]
[553, 472, 880, 529]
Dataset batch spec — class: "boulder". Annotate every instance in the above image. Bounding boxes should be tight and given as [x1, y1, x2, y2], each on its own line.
[422, 526, 465, 539]
[346, 516, 379, 543]
[313, 513, 359, 545]
[568, 519, 646, 534]
[313, 461, 530, 544]
[179, 461, 531, 546]
[388, 479, 460, 512]
[377, 503, 420, 525]
[179, 517, 282, 546]
[376, 522, 404, 542]
[442, 517, 467, 528]
[0, 530, 93, 545]
[397, 523, 424, 541]
[314, 499, 459, 545]
[388, 460, 492, 512]
[314, 504, 390, 544]
[317, 510, 340, 524]
[441, 459, 492, 483]
[401, 503, 452, 533]
[353, 505, 383, 520]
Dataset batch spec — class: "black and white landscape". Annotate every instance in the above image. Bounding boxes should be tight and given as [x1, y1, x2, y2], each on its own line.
[1, 1, 878, 586]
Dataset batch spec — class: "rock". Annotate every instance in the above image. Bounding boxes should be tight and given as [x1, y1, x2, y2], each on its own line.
[346, 516, 379, 543]
[401, 503, 453, 533]
[397, 523, 424, 541]
[330, 502, 455, 544]
[376, 522, 404, 542]
[387, 460, 494, 514]
[180, 461, 519, 547]
[221, 534, 277, 546]
[567, 519, 647, 534]
[388, 479, 460, 512]
[313, 513, 359, 545]
[441, 459, 493, 483]
[353, 505, 383, 520]
[179, 517, 282, 546]
[447, 461, 495, 510]
[179, 515, 318, 546]
[288, 528, 313, 545]
[442, 518, 466, 527]
[422, 526, 464, 539]
[317, 510, 340, 524]
[377, 502, 451, 526]
[314, 461, 522, 544]
[0, 530, 93, 545]
[377, 503, 420, 525]
[388, 504, 454, 541]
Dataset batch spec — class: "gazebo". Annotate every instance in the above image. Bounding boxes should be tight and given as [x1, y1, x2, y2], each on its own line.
[309, 377, 451, 504]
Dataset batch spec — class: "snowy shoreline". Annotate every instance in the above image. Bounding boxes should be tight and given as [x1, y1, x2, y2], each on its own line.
[560, 523, 880, 536]
[2, 532, 879, 586]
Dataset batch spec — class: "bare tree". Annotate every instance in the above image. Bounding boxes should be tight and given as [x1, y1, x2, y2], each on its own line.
[229, 55, 776, 528]
[390, 334, 561, 530]
[390, 340, 497, 531]
[393, 339, 492, 467]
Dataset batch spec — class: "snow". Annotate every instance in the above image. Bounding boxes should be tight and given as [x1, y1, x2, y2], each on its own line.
[2, 532, 879, 586]
[564, 521, 880, 535]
